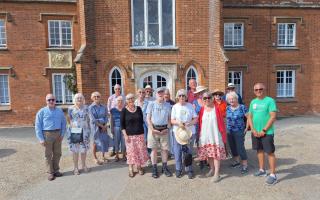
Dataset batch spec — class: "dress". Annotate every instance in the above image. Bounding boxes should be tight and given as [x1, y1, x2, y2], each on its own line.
[67, 105, 90, 153]
[198, 108, 226, 160]
[89, 103, 112, 153]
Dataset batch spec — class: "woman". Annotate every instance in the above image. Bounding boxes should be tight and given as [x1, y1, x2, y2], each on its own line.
[171, 89, 198, 179]
[226, 91, 249, 174]
[198, 92, 227, 183]
[67, 93, 90, 175]
[110, 96, 126, 162]
[89, 91, 111, 165]
[121, 93, 149, 177]
[212, 89, 227, 119]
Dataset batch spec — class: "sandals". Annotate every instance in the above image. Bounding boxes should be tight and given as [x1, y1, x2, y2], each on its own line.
[94, 159, 103, 165]
[73, 168, 80, 175]
[138, 168, 145, 175]
[129, 168, 135, 178]
[82, 167, 90, 173]
[115, 156, 120, 162]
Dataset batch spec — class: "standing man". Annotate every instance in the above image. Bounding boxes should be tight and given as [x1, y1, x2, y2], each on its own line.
[248, 83, 278, 185]
[223, 83, 243, 105]
[107, 84, 125, 156]
[146, 87, 172, 178]
[144, 85, 155, 102]
[187, 78, 198, 103]
[35, 94, 66, 181]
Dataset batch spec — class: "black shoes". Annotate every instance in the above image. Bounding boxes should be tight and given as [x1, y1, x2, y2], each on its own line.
[152, 164, 159, 178]
[162, 163, 172, 177]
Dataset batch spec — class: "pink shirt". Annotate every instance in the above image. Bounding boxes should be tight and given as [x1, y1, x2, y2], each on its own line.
[187, 90, 197, 103]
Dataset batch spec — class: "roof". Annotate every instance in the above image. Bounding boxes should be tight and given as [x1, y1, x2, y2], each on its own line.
[0, 0, 76, 3]
[223, 0, 320, 9]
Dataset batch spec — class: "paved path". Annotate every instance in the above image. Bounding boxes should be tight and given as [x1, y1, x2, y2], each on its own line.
[1, 116, 320, 200]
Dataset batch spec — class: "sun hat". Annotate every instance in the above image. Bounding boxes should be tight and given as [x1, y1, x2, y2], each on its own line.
[194, 86, 208, 94]
[174, 126, 192, 145]
[155, 87, 166, 93]
[227, 83, 235, 88]
[145, 85, 154, 91]
[212, 89, 224, 96]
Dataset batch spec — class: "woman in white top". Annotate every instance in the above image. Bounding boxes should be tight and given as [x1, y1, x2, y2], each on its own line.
[171, 89, 198, 179]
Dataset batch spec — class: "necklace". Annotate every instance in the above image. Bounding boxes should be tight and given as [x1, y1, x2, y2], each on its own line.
[127, 105, 136, 113]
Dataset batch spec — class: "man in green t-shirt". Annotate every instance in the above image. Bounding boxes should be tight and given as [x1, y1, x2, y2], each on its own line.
[248, 83, 278, 185]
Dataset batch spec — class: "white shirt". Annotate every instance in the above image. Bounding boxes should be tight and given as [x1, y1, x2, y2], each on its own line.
[171, 102, 198, 134]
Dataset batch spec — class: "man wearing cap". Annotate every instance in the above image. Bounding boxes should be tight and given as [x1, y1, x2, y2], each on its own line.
[107, 84, 126, 113]
[35, 94, 66, 181]
[223, 83, 243, 105]
[145, 85, 156, 102]
[187, 79, 198, 103]
[146, 87, 172, 178]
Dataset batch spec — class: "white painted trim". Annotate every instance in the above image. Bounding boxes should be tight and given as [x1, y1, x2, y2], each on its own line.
[109, 66, 124, 95]
[48, 20, 73, 48]
[52, 73, 73, 104]
[0, 19, 7, 47]
[228, 71, 243, 96]
[276, 70, 295, 97]
[185, 65, 199, 90]
[0, 74, 10, 105]
[224, 22, 244, 47]
[277, 23, 296, 47]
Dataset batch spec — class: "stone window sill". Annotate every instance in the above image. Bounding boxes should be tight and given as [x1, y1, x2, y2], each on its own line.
[276, 47, 299, 50]
[0, 47, 8, 51]
[276, 97, 297, 103]
[0, 105, 11, 111]
[46, 47, 74, 51]
[224, 47, 246, 51]
[130, 46, 179, 51]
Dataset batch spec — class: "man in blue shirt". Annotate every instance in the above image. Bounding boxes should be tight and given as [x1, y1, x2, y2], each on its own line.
[35, 94, 66, 181]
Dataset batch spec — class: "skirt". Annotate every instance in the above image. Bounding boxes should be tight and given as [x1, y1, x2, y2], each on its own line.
[126, 134, 149, 166]
[198, 144, 226, 161]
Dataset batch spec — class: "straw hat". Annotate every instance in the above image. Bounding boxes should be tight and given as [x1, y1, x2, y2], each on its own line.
[175, 126, 192, 145]
[212, 89, 224, 96]
[194, 86, 208, 94]
[227, 83, 235, 88]
[145, 85, 154, 91]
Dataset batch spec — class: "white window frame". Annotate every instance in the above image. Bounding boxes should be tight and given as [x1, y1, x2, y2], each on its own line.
[109, 67, 124, 95]
[277, 23, 296, 47]
[185, 65, 199, 90]
[276, 70, 295, 98]
[131, 0, 176, 48]
[0, 19, 7, 48]
[224, 23, 244, 47]
[0, 74, 10, 105]
[52, 73, 74, 104]
[48, 20, 73, 48]
[228, 71, 243, 96]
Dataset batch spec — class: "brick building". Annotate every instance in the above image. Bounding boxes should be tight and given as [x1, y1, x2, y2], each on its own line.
[0, 0, 319, 126]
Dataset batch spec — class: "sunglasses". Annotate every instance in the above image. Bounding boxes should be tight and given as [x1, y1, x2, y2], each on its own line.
[203, 96, 212, 101]
[254, 88, 264, 92]
[47, 99, 55, 102]
[93, 96, 101, 98]
[178, 95, 186, 97]
[139, 91, 146, 94]
[146, 91, 151, 93]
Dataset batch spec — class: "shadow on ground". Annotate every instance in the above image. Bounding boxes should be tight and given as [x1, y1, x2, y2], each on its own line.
[0, 148, 17, 159]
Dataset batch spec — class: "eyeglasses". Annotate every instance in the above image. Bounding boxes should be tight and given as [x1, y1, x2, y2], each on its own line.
[115, 88, 121, 90]
[93, 96, 101, 98]
[203, 96, 212, 101]
[254, 88, 264, 92]
[146, 91, 151, 93]
[138, 91, 145, 94]
[178, 95, 186, 98]
[47, 99, 55, 102]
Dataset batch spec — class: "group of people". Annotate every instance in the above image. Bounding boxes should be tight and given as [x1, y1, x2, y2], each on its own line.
[35, 80, 278, 185]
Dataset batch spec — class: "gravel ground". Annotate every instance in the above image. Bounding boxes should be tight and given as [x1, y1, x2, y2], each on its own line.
[0, 116, 320, 200]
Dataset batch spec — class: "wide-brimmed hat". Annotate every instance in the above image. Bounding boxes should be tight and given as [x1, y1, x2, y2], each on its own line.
[227, 83, 235, 88]
[212, 89, 224, 96]
[145, 85, 154, 91]
[175, 126, 192, 145]
[194, 86, 208, 94]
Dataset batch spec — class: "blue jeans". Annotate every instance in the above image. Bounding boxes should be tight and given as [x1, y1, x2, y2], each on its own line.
[173, 133, 193, 172]
[143, 122, 152, 155]
[227, 131, 247, 160]
[168, 128, 175, 155]
[114, 126, 125, 152]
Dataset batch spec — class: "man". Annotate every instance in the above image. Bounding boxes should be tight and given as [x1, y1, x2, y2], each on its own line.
[146, 87, 172, 178]
[223, 83, 244, 105]
[248, 83, 278, 185]
[187, 79, 198, 103]
[35, 94, 66, 181]
[107, 84, 125, 113]
[164, 89, 175, 159]
[107, 84, 125, 156]
[144, 85, 155, 102]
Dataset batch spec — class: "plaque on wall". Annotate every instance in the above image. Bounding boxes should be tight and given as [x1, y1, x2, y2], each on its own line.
[48, 51, 72, 68]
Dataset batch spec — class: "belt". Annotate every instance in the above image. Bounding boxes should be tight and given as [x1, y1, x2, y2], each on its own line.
[153, 124, 168, 131]
[43, 129, 60, 132]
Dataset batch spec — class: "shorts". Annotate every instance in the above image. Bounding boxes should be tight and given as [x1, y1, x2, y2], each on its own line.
[251, 134, 275, 154]
[147, 129, 169, 150]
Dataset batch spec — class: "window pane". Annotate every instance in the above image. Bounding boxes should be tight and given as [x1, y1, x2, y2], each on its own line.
[49, 21, 61, 47]
[287, 24, 295, 46]
[61, 21, 72, 46]
[111, 69, 122, 95]
[233, 24, 243, 46]
[224, 24, 233, 46]
[0, 20, 6, 46]
[278, 24, 286, 46]
[162, 0, 173, 46]
[133, 0, 145, 46]
[148, 0, 159, 46]
[143, 75, 153, 88]
[0, 75, 9, 104]
[157, 75, 167, 88]
[54, 75, 63, 103]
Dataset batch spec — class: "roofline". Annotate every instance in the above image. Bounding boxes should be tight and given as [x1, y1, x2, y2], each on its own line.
[0, 0, 76, 3]
[223, 4, 320, 9]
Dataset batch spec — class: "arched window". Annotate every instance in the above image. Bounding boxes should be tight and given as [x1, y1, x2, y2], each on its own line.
[185, 65, 198, 90]
[109, 67, 123, 95]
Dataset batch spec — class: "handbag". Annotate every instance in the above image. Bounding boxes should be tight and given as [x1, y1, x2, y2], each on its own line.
[70, 127, 83, 144]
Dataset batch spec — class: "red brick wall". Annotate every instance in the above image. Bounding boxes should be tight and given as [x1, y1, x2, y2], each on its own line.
[223, 6, 320, 115]
[0, 2, 79, 126]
